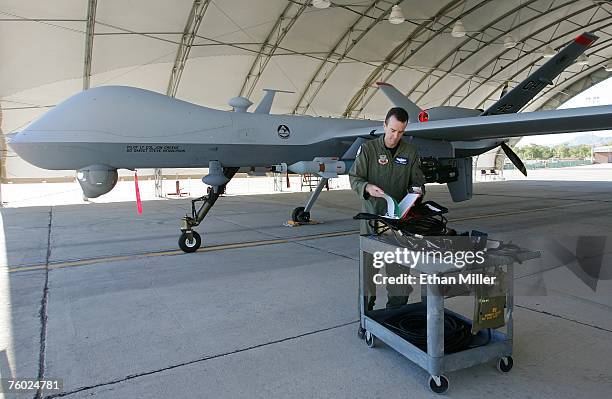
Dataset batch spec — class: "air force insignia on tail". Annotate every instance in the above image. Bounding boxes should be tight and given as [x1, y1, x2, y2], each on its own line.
[394, 156, 408, 165]
[277, 125, 290, 139]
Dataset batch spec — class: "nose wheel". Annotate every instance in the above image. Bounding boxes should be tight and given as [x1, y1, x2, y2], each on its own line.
[176, 166, 238, 253]
[179, 231, 201, 253]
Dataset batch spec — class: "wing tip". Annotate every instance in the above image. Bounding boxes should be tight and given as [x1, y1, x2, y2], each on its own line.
[575, 32, 597, 46]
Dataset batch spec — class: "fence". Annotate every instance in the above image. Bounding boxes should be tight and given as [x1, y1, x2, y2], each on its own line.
[503, 159, 593, 170]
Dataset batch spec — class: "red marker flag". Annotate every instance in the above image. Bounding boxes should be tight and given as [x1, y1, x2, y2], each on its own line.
[134, 171, 143, 214]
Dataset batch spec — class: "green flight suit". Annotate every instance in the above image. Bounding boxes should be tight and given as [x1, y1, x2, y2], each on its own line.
[349, 135, 426, 308]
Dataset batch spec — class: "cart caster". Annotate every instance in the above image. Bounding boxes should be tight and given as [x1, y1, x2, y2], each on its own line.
[428, 375, 449, 394]
[497, 356, 513, 373]
[364, 331, 376, 348]
[179, 231, 201, 253]
[358, 325, 366, 339]
[291, 207, 310, 223]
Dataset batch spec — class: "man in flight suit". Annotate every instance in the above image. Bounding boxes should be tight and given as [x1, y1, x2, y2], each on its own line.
[349, 107, 426, 309]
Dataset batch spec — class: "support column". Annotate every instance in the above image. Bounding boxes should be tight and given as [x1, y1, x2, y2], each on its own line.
[154, 168, 163, 198]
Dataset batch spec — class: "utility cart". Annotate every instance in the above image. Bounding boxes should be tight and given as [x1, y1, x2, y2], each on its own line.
[357, 234, 540, 394]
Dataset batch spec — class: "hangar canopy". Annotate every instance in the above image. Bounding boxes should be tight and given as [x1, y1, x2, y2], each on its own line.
[1, 0, 611, 179]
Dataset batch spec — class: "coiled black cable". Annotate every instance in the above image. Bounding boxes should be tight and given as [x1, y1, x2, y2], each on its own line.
[367, 214, 448, 236]
[383, 308, 473, 353]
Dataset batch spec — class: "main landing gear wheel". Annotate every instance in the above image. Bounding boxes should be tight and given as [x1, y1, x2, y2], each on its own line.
[291, 206, 311, 223]
[497, 356, 514, 373]
[179, 231, 201, 253]
[428, 375, 449, 394]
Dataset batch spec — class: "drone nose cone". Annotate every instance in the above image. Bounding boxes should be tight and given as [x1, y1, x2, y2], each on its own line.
[5, 132, 22, 152]
[5, 131, 31, 159]
[5, 132, 19, 144]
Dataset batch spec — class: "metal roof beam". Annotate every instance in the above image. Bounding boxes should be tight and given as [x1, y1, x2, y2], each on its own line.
[471, 13, 610, 109]
[0, 18, 87, 22]
[442, 2, 600, 107]
[161, 0, 212, 198]
[291, 0, 400, 115]
[166, 0, 212, 98]
[83, 0, 97, 90]
[238, 1, 308, 99]
[342, 0, 482, 118]
[409, 0, 566, 105]
[94, 21, 182, 45]
[476, 32, 612, 110]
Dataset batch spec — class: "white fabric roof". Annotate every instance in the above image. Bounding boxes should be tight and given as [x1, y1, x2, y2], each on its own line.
[1, 0, 611, 178]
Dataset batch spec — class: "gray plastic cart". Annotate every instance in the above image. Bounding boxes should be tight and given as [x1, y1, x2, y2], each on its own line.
[358, 235, 540, 394]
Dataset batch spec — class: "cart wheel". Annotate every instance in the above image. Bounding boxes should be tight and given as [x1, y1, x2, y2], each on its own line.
[179, 231, 201, 253]
[357, 325, 366, 340]
[365, 331, 375, 348]
[497, 356, 513, 373]
[428, 375, 449, 394]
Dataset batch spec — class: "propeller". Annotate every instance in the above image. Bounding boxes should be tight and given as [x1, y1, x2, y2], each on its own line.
[134, 170, 143, 214]
[500, 142, 527, 176]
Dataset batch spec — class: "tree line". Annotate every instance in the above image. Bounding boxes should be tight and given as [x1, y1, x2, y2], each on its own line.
[514, 142, 612, 160]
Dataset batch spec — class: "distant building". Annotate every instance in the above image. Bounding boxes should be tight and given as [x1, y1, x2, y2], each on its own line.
[593, 146, 612, 164]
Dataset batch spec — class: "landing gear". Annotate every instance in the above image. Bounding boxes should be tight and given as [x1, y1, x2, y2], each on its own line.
[291, 177, 328, 224]
[291, 207, 310, 223]
[178, 164, 238, 253]
[178, 231, 201, 253]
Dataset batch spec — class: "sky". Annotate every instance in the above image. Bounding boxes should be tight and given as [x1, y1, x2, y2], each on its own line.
[515, 75, 612, 147]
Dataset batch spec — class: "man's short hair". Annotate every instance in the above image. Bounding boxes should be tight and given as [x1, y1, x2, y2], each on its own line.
[385, 107, 409, 124]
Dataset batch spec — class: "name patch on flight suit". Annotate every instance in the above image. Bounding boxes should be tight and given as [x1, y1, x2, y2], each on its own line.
[394, 156, 408, 165]
[378, 154, 389, 165]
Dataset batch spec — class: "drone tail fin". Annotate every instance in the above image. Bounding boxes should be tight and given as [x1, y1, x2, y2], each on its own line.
[375, 82, 422, 123]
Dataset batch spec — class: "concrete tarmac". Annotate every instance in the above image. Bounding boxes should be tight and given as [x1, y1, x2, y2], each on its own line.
[1, 177, 611, 398]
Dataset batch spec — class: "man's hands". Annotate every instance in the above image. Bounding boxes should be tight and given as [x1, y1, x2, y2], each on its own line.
[365, 183, 385, 198]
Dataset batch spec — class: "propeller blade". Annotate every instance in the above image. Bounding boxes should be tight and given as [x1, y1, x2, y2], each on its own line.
[286, 170, 290, 188]
[500, 142, 527, 176]
[134, 171, 143, 214]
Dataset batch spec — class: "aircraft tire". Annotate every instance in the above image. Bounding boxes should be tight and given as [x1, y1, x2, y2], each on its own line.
[292, 207, 310, 223]
[179, 231, 201, 253]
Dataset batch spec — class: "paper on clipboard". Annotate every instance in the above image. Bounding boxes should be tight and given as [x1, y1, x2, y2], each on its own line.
[397, 193, 420, 218]
[382, 192, 420, 219]
[382, 193, 397, 218]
